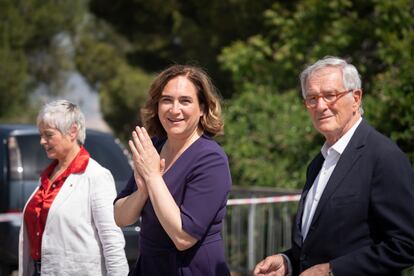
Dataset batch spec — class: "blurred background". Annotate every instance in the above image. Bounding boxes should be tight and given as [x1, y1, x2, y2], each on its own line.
[1, 0, 413, 275]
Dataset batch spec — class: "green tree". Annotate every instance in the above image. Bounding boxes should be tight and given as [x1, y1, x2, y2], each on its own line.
[0, 0, 87, 121]
[0, 1, 153, 140]
[222, 88, 321, 188]
[89, 0, 275, 97]
[219, 0, 414, 188]
[363, 1, 414, 162]
[74, 18, 154, 141]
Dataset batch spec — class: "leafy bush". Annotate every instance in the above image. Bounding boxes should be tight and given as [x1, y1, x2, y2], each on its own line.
[219, 0, 414, 188]
[221, 87, 322, 188]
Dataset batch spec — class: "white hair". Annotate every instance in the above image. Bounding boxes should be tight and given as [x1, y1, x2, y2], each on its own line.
[37, 100, 86, 144]
[300, 56, 363, 115]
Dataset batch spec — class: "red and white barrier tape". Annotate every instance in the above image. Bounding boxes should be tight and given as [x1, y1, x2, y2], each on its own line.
[0, 213, 22, 223]
[227, 194, 301, 206]
[0, 195, 301, 221]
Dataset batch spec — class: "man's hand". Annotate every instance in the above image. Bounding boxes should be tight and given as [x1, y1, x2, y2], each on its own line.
[253, 254, 287, 276]
[300, 263, 330, 276]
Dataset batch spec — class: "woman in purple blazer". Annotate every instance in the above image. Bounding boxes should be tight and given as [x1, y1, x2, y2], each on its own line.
[114, 65, 232, 276]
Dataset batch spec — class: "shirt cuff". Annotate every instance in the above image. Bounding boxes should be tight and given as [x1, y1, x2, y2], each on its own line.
[280, 253, 292, 276]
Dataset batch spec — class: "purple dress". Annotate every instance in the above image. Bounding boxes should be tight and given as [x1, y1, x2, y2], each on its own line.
[115, 135, 232, 276]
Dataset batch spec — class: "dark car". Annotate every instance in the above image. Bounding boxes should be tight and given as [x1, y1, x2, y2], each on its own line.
[0, 124, 139, 275]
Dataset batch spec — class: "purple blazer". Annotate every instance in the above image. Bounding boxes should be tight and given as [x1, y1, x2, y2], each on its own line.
[115, 134, 232, 276]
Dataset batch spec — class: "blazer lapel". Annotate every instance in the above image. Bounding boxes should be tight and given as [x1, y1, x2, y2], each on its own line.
[45, 174, 79, 226]
[293, 153, 325, 247]
[306, 120, 369, 235]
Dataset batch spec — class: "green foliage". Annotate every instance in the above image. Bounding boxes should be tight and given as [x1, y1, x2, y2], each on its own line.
[0, 48, 29, 120]
[89, 0, 275, 97]
[219, 0, 385, 94]
[100, 64, 154, 142]
[74, 22, 154, 141]
[0, 1, 31, 119]
[219, 0, 414, 187]
[0, 0, 86, 121]
[364, 0, 414, 162]
[222, 88, 321, 188]
[1, 1, 154, 139]
[1, 0, 413, 189]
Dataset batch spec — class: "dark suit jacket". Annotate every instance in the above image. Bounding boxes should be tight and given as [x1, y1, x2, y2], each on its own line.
[284, 119, 414, 276]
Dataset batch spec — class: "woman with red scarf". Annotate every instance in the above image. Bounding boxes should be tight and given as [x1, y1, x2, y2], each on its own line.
[19, 100, 128, 276]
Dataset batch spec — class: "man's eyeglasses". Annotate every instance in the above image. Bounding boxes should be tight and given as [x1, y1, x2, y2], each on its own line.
[303, 90, 354, 109]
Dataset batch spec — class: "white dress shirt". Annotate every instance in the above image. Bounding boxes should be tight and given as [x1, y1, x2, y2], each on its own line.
[301, 118, 362, 240]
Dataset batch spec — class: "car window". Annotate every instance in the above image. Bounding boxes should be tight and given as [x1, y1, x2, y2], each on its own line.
[84, 134, 132, 181]
[12, 135, 50, 181]
[12, 134, 131, 184]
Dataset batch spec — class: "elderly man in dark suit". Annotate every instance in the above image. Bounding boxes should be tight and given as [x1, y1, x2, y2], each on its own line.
[254, 56, 414, 276]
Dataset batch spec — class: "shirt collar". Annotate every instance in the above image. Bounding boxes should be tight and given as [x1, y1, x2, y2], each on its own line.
[321, 117, 362, 158]
[40, 146, 90, 183]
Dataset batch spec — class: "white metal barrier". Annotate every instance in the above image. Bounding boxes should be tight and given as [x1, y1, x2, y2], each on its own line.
[224, 194, 300, 274]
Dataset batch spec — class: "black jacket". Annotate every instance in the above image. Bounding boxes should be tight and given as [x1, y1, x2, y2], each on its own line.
[285, 120, 414, 275]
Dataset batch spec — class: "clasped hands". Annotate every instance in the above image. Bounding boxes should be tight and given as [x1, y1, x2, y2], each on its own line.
[128, 126, 165, 195]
